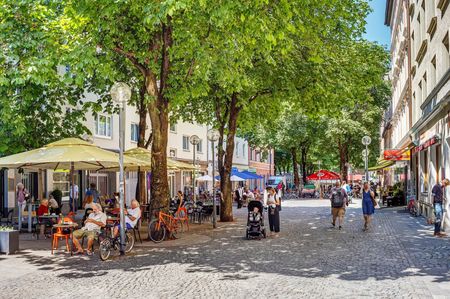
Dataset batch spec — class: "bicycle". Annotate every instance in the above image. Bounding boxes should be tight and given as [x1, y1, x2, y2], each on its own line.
[148, 207, 181, 243]
[98, 223, 135, 261]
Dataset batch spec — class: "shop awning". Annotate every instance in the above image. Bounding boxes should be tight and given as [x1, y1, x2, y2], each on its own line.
[368, 160, 395, 171]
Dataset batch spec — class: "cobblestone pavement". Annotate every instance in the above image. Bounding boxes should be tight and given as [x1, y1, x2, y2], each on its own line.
[1, 199, 450, 299]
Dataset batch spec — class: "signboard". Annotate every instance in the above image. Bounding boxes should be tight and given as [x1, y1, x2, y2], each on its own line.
[413, 135, 440, 153]
[383, 149, 410, 161]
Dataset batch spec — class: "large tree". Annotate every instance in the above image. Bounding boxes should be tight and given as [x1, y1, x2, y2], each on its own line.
[0, 1, 90, 155]
[59, 0, 227, 209]
[180, 0, 372, 220]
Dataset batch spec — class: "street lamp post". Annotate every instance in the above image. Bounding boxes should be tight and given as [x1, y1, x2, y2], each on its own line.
[362, 136, 372, 183]
[110, 82, 131, 256]
[207, 128, 220, 228]
[317, 160, 323, 199]
[189, 135, 200, 203]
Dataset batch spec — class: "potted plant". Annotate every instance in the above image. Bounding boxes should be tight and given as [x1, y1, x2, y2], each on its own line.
[0, 225, 19, 254]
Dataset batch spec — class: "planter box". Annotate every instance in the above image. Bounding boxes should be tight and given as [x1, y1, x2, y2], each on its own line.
[0, 230, 19, 254]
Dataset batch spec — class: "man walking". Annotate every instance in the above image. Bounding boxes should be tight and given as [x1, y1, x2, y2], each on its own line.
[431, 178, 450, 237]
[330, 181, 348, 230]
[69, 182, 79, 212]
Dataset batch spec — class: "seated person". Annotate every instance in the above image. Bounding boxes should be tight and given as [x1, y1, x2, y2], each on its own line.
[37, 199, 49, 217]
[105, 192, 119, 208]
[113, 199, 141, 237]
[48, 196, 60, 215]
[249, 206, 261, 222]
[83, 195, 95, 210]
[72, 203, 106, 255]
[37, 199, 51, 237]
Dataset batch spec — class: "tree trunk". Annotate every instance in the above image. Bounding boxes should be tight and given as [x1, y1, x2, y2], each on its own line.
[136, 84, 148, 204]
[300, 146, 308, 184]
[220, 93, 240, 222]
[338, 140, 348, 182]
[291, 147, 300, 189]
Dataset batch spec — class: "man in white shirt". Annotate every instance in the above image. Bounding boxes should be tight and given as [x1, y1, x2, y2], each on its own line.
[72, 203, 106, 255]
[69, 183, 79, 212]
[113, 199, 141, 237]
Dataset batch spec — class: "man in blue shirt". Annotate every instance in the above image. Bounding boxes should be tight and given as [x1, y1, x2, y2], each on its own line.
[431, 179, 450, 237]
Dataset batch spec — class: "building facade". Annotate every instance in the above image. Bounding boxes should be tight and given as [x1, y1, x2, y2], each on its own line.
[384, 0, 450, 228]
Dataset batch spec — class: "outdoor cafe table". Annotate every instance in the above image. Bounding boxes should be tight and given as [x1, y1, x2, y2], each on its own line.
[52, 223, 78, 255]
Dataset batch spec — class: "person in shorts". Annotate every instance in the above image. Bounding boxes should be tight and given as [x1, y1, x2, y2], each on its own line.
[72, 203, 106, 255]
[330, 181, 348, 230]
[113, 199, 141, 237]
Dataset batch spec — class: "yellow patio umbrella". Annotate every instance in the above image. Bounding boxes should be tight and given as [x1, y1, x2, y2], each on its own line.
[102, 147, 196, 171]
[0, 138, 145, 170]
[0, 138, 147, 213]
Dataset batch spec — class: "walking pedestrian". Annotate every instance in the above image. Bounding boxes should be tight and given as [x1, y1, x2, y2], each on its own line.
[16, 183, 29, 220]
[267, 187, 281, 236]
[330, 181, 348, 230]
[85, 183, 99, 203]
[362, 182, 376, 231]
[235, 187, 242, 209]
[69, 182, 79, 212]
[431, 178, 450, 237]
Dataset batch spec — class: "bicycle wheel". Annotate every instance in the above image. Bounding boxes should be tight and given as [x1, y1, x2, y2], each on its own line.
[125, 231, 135, 253]
[148, 220, 166, 243]
[99, 238, 112, 261]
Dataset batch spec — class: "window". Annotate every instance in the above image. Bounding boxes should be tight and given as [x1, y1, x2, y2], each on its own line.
[170, 123, 176, 133]
[423, 73, 427, 100]
[182, 136, 190, 151]
[196, 139, 203, 153]
[235, 142, 240, 157]
[442, 33, 450, 78]
[94, 115, 112, 137]
[431, 56, 436, 88]
[169, 148, 177, 158]
[242, 144, 246, 158]
[131, 123, 139, 142]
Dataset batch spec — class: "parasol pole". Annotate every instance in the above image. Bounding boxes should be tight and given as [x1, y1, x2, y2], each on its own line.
[71, 162, 75, 213]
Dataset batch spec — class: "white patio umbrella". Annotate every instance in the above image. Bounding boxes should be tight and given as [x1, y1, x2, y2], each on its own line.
[230, 175, 245, 182]
[196, 174, 213, 181]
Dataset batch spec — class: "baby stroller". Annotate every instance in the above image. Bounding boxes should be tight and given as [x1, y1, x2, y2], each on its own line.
[246, 200, 266, 239]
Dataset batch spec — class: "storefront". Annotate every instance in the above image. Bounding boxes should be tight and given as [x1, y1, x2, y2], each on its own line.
[412, 134, 444, 217]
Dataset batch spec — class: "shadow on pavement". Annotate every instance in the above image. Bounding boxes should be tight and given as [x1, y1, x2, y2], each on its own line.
[10, 204, 450, 284]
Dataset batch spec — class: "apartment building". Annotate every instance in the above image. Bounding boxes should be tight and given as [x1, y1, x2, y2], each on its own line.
[383, 0, 450, 227]
[382, 0, 412, 192]
[408, 0, 450, 221]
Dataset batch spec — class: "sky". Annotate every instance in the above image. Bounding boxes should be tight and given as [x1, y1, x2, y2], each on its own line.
[364, 0, 391, 47]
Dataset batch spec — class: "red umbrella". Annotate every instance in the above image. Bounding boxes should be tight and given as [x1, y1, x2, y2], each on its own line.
[307, 170, 340, 181]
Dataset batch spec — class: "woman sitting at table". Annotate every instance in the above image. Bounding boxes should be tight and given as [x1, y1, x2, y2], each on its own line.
[37, 199, 52, 237]
[48, 195, 60, 215]
[83, 195, 95, 210]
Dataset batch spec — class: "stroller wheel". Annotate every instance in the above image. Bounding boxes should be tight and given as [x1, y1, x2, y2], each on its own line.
[262, 229, 267, 238]
[245, 231, 249, 240]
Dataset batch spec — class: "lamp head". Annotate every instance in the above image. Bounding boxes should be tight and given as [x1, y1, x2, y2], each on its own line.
[189, 135, 200, 145]
[110, 82, 132, 104]
[362, 135, 372, 146]
[207, 128, 220, 142]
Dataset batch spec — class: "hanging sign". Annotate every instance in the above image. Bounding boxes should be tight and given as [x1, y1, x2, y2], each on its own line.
[383, 149, 410, 161]
[413, 135, 440, 153]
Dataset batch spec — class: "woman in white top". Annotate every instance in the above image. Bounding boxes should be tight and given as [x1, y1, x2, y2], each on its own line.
[266, 187, 281, 236]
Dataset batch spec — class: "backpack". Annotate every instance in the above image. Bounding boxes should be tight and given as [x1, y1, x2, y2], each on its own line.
[331, 188, 344, 208]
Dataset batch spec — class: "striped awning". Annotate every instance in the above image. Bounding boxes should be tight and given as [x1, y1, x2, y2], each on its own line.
[368, 160, 395, 171]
